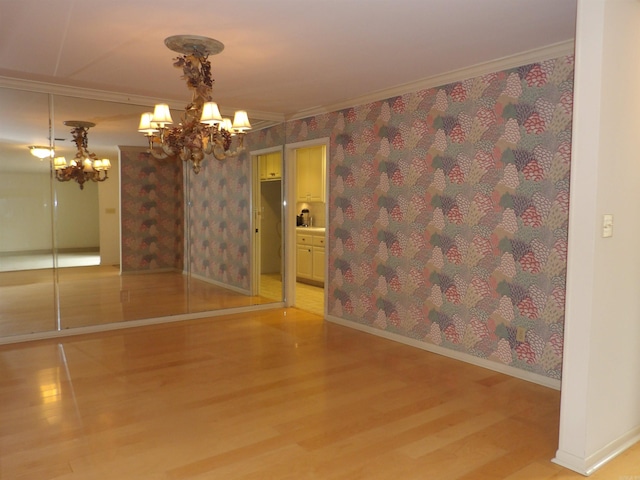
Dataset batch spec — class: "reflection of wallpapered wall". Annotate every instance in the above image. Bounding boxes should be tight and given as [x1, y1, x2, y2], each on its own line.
[185, 123, 286, 290]
[120, 147, 184, 272]
[187, 154, 252, 290]
[247, 122, 286, 151]
[267, 56, 573, 379]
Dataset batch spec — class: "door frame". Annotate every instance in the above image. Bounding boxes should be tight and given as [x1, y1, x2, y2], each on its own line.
[283, 137, 330, 310]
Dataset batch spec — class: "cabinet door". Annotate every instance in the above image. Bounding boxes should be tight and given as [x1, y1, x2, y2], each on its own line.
[260, 152, 281, 181]
[296, 146, 325, 202]
[296, 244, 313, 280]
[266, 152, 281, 180]
[312, 246, 325, 283]
[259, 154, 268, 180]
[295, 148, 309, 201]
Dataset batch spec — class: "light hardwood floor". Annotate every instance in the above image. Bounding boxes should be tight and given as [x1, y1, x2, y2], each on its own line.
[1, 308, 638, 479]
[0, 266, 282, 337]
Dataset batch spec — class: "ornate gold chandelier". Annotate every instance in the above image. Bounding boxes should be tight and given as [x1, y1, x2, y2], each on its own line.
[53, 121, 111, 189]
[138, 35, 251, 174]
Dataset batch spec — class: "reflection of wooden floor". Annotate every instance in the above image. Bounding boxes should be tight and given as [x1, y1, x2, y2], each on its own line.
[0, 266, 278, 338]
[1, 307, 635, 479]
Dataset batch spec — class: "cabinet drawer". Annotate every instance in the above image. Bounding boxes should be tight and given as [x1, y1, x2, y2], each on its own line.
[312, 235, 325, 247]
[296, 234, 312, 245]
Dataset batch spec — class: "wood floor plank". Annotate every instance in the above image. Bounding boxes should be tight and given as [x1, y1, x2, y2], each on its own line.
[1, 307, 639, 479]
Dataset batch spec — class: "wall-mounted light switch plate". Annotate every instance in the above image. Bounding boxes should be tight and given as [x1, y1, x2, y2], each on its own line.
[602, 214, 613, 238]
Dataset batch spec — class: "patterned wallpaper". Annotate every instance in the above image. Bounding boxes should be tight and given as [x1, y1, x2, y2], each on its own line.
[120, 147, 184, 272]
[281, 55, 574, 379]
[186, 153, 252, 290]
[120, 56, 573, 380]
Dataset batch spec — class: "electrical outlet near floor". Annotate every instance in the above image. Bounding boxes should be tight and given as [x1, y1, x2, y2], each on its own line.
[516, 326, 527, 343]
[120, 290, 130, 303]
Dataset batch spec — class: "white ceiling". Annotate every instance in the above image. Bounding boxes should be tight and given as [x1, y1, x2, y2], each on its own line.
[0, 0, 577, 172]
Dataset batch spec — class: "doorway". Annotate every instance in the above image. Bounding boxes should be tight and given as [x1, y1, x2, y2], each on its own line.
[284, 139, 329, 316]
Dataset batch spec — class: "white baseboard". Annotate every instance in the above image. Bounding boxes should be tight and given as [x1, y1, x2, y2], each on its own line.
[553, 426, 640, 476]
[120, 267, 179, 275]
[325, 314, 561, 390]
[119, 268, 251, 295]
[189, 272, 251, 295]
[0, 302, 285, 346]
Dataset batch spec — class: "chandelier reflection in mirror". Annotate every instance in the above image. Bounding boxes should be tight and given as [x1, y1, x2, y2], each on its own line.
[29, 146, 55, 159]
[138, 35, 251, 174]
[53, 121, 111, 190]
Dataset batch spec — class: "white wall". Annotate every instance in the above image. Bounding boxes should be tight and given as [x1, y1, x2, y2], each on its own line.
[55, 180, 99, 249]
[555, 0, 640, 474]
[0, 170, 103, 254]
[0, 171, 53, 252]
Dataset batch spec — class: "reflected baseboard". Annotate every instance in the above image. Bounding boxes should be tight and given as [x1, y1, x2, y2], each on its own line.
[0, 251, 100, 272]
[0, 302, 286, 346]
[0, 266, 282, 340]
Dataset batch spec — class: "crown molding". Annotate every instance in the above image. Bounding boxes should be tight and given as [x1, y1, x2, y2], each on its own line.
[287, 39, 575, 121]
[0, 75, 285, 124]
[0, 39, 573, 127]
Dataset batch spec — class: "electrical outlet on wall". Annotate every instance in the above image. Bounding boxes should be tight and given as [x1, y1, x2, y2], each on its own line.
[516, 326, 527, 343]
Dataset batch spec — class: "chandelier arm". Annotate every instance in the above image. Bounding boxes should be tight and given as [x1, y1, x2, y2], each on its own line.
[213, 133, 247, 159]
[161, 143, 176, 157]
[202, 136, 214, 155]
[91, 171, 108, 182]
[145, 135, 157, 151]
[211, 144, 230, 161]
[149, 148, 169, 160]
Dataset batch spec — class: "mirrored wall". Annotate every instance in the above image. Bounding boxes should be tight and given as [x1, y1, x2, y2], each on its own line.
[0, 86, 284, 341]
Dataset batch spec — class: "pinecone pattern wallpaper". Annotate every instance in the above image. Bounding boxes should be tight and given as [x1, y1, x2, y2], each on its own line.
[120, 148, 184, 272]
[285, 55, 573, 379]
[187, 153, 253, 291]
[170, 55, 573, 379]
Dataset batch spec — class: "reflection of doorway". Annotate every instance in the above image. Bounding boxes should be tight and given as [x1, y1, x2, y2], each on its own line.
[251, 148, 284, 302]
[259, 179, 282, 300]
[55, 180, 101, 267]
